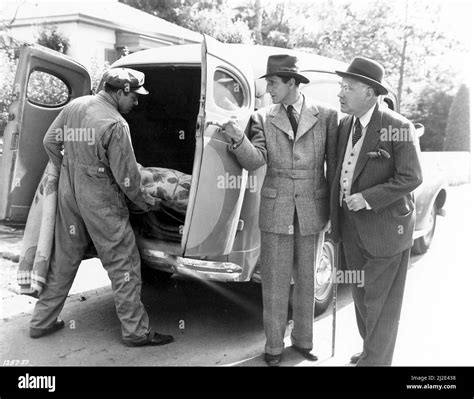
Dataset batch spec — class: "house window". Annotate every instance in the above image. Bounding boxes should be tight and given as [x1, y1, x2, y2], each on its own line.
[27, 70, 70, 107]
[213, 70, 244, 111]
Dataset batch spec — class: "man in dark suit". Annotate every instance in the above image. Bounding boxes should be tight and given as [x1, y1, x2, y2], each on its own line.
[330, 57, 423, 366]
[222, 55, 338, 366]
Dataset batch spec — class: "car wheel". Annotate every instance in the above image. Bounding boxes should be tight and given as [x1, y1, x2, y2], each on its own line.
[314, 240, 336, 317]
[412, 204, 437, 254]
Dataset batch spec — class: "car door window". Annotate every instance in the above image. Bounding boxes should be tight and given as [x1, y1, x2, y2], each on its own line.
[27, 70, 70, 107]
[213, 70, 244, 111]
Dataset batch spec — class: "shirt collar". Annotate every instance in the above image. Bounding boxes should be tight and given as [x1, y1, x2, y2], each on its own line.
[283, 93, 304, 115]
[354, 103, 377, 128]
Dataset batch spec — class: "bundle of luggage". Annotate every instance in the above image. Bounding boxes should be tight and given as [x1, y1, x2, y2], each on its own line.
[137, 163, 191, 216]
[133, 164, 192, 241]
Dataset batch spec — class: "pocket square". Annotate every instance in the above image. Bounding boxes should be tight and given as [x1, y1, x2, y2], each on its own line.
[367, 148, 391, 159]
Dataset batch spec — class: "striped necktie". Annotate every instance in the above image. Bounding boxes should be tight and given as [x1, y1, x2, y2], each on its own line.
[352, 117, 362, 147]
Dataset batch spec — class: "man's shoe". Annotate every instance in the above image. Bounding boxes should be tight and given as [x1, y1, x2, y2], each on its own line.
[292, 346, 319, 361]
[350, 352, 364, 364]
[123, 331, 174, 347]
[264, 353, 282, 367]
[30, 320, 65, 338]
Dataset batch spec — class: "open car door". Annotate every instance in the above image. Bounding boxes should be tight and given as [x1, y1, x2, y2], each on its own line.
[0, 45, 91, 224]
[183, 35, 255, 256]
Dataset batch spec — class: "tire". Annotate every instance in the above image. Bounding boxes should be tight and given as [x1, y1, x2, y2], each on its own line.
[313, 240, 336, 317]
[412, 204, 437, 254]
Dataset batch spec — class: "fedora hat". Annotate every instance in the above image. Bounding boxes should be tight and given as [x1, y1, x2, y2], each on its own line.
[260, 54, 309, 84]
[335, 57, 388, 95]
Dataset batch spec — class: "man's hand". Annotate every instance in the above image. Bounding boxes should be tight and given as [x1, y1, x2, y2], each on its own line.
[150, 198, 163, 212]
[219, 118, 244, 143]
[345, 193, 367, 211]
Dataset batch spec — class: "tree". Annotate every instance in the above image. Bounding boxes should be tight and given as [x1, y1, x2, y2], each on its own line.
[119, 0, 199, 26]
[444, 84, 470, 151]
[0, 45, 17, 135]
[263, 0, 464, 150]
[408, 86, 453, 151]
[36, 24, 69, 54]
[187, 6, 253, 43]
[120, 0, 252, 43]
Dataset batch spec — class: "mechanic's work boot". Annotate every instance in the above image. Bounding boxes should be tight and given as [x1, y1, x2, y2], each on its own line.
[30, 319, 65, 338]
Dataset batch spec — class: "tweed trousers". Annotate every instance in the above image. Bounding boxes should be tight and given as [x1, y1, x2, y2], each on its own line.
[260, 212, 324, 355]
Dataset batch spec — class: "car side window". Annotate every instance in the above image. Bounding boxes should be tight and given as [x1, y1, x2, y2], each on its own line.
[27, 70, 70, 107]
[213, 70, 244, 111]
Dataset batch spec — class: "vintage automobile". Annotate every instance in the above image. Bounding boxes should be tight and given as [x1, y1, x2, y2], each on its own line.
[0, 36, 447, 315]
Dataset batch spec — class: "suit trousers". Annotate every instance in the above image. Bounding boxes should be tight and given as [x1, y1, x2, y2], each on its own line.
[260, 212, 324, 355]
[340, 202, 409, 366]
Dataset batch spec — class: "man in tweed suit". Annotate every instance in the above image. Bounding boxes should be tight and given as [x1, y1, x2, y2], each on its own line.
[330, 57, 423, 366]
[221, 54, 338, 366]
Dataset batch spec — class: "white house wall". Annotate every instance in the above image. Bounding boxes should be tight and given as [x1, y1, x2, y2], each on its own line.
[8, 21, 117, 68]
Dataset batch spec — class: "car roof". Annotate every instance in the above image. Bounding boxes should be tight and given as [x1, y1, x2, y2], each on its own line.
[112, 43, 347, 75]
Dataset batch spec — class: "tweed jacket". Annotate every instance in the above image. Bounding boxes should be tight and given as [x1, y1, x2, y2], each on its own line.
[229, 95, 338, 235]
[330, 103, 423, 257]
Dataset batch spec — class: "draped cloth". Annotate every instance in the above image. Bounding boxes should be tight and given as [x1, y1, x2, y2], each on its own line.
[17, 161, 59, 298]
[17, 161, 191, 297]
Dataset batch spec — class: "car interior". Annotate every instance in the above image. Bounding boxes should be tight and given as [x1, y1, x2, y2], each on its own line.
[123, 66, 201, 242]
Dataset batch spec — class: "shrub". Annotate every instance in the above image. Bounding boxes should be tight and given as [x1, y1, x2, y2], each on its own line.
[36, 24, 70, 54]
[444, 84, 470, 151]
[0, 47, 17, 136]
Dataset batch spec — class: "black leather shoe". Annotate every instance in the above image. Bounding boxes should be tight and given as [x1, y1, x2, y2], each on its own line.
[292, 346, 318, 361]
[350, 352, 364, 364]
[264, 353, 282, 367]
[123, 331, 174, 347]
[30, 319, 65, 338]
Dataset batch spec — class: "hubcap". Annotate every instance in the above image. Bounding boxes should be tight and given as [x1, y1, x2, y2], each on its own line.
[314, 245, 333, 301]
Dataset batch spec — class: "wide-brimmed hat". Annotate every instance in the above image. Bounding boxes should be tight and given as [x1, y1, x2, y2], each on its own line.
[260, 54, 309, 84]
[335, 57, 388, 95]
[103, 67, 149, 95]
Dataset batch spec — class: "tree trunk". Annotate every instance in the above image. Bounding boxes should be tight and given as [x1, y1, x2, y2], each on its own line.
[255, 0, 263, 44]
[397, 0, 409, 105]
[398, 36, 407, 105]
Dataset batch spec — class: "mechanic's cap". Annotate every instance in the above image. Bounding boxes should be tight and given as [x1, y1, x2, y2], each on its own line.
[103, 68, 149, 95]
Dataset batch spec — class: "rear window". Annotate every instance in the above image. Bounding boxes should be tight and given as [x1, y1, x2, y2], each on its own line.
[27, 70, 70, 107]
[213, 70, 244, 111]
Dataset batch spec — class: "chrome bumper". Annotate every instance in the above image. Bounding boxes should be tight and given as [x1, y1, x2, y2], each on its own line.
[140, 249, 244, 282]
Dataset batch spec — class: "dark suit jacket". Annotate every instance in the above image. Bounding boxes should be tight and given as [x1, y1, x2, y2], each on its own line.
[330, 104, 423, 257]
[230, 95, 338, 235]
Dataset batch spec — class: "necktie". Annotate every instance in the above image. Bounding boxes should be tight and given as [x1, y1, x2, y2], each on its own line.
[286, 104, 298, 135]
[352, 118, 362, 147]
